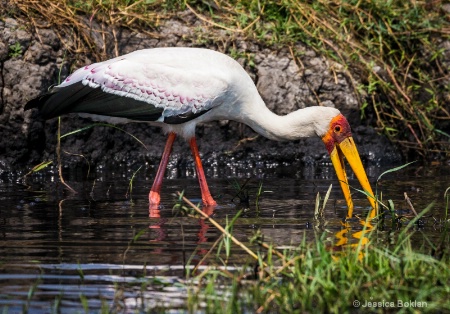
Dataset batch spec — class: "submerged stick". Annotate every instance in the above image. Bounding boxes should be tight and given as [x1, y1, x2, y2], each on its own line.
[404, 192, 418, 217]
[57, 117, 76, 193]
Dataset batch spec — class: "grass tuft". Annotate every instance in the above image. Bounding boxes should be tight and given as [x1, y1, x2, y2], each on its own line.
[179, 192, 450, 313]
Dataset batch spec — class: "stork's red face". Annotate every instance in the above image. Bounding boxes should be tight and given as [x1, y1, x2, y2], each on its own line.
[322, 114, 377, 218]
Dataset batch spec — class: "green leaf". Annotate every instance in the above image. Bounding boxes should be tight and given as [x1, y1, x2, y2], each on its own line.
[127, 165, 143, 199]
[132, 229, 148, 242]
[388, 199, 395, 212]
[61, 123, 148, 150]
[30, 161, 53, 173]
[323, 184, 332, 211]
[23, 161, 53, 180]
[434, 128, 450, 139]
[377, 161, 416, 183]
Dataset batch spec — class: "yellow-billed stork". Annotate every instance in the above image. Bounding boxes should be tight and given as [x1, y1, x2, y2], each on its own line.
[25, 47, 377, 216]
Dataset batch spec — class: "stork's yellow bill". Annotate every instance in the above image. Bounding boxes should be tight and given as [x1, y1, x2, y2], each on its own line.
[322, 114, 377, 218]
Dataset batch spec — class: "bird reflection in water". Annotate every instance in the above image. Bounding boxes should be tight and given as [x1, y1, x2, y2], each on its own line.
[332, 218, 375, 261]
[148, 203, 215, 262]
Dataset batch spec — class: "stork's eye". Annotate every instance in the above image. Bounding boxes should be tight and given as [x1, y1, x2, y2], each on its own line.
[334, 125, 341, 133]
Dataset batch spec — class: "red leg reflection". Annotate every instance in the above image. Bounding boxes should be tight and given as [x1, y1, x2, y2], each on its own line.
[197, 205, 215, 244]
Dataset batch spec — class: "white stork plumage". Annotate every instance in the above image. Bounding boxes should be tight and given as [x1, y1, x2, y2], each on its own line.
[25, 47, 376, 217]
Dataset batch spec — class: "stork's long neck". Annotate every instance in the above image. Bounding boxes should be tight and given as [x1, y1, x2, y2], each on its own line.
[241, 98, 339, 141]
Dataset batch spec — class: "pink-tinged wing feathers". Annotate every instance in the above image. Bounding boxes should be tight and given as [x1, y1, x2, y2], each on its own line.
[58, 53, 229, 120]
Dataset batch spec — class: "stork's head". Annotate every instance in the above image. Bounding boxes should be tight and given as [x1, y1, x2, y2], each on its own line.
[321, 114, 377, 217]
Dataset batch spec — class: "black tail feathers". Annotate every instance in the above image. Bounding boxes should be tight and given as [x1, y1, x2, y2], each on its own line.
[24, 93, 54, 111]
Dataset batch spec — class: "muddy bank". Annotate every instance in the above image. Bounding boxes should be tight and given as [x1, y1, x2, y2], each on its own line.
[0, 10, 403, 177]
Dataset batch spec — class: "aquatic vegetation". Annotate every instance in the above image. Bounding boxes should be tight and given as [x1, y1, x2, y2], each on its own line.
[179, 192, 449, 313]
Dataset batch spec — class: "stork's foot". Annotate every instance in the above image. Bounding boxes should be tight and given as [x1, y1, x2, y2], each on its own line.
[202, 194, 217, 206]
[149, 191, 162, 218]
[149, 190, 161, 206]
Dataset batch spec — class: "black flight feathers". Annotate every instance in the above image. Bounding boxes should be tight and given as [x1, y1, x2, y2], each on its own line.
[25, 82, 210, 124]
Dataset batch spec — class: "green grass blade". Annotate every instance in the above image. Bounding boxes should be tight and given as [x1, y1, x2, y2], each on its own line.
[322, 184, 332, 211]
[61, 123, 148, 150]
[28, 161, 53, 174]
[126, 165, 143, 199]
[399, 202, 434, 237]
[314, 192, 320, 218]
[434, 128, 450, 139]
[377, 161, 416, 182]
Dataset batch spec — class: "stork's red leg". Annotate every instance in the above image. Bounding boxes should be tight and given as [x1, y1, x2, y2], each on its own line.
[189, 137, 217, 206]
[149, 132, 176, 205]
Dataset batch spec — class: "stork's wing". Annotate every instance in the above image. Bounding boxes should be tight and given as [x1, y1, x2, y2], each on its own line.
[26, 54, 229, 124]
[25, 81, 165, 121]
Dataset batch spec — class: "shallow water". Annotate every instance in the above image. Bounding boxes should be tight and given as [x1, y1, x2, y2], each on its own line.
[0, 163, 449, 312]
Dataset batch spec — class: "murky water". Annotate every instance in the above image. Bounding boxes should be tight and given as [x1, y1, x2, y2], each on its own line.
[0, 163, 449, 312]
